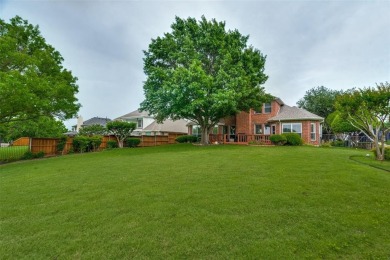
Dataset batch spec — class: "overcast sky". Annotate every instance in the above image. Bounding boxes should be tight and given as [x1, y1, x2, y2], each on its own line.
[1, 0, 389, 129]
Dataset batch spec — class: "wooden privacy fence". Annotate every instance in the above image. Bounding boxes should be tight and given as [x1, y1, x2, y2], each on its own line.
[11, 133, 184, 156]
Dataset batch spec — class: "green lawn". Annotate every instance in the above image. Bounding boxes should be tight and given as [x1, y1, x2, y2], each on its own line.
[1, 144, 389, 259]
[0, 146, 29, 162]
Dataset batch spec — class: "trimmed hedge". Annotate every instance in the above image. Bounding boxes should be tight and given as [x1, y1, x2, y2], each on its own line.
[269, 134, 287, 145]
[175, 135, 198, 143]
[125, 138, 141, 148]
[107, 140, 118, 149]
[282, 133, 303, 146]
[73, 136, 103, 152]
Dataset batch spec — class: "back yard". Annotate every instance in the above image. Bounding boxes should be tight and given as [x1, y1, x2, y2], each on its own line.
[0, 144, 389, 259]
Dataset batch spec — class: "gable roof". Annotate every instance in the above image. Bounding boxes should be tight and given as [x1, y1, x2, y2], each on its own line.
[267, 105, 324, 122]
[82, 117, 111, 126]
[115, 109, 151, 120]
[143, 119, 188, 134]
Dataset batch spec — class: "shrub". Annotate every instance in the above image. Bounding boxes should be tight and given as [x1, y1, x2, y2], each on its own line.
[72, 136, 90, 153]
[107, 140, 118, 149]
[125, 138, 141, 148]
[175, 135, 198, 143]
[321, 142, 332, 148]
[56, 136, 67, 153]
[282, 133, 303, 146]
[270, 134, 287, 145]
[331, 139, 345, 147]
[372, 147, 390, 160]
[21, 151, 45, 160]
[35, 151, 45, 158]
[21, 151, 34, 160]
[90, 136, 102, 151]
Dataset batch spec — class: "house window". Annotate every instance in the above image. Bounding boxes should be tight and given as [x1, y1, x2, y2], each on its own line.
[254, 124, 262, 134]
[271, 125, 276, 135]
[193, 126, 201, 136]
[311, 123, 316, 141]
[282, 123, 302, 136]
[264, 103, 272, 113]
[264, 124, 271, 135]
[137, 119, 143, 128]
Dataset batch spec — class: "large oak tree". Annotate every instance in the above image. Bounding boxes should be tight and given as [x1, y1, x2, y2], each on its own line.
[0, 16, 80, 124]
[140, 16, 269, 144]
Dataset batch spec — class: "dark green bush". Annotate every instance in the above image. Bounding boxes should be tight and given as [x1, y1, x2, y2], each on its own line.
[269, 134, 287, 145]
[21, 151, 45, 160]
[21, 151, 34, 160]
[107, 140, 118, 149]
[35, 151, 45, 158]
[56, 136, 67, 152]
[73, 136, 90, 153]
[125, 138, 141, 148]
[73, 136, 103, 152]
[372, 147, 390, 160]
[331, 140, 345, 147]
[282, 133, 303, 146]
[175, 135, 198, 143]
[90, 136, 102, 151]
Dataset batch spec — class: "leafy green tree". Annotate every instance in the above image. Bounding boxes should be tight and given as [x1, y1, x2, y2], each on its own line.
[106, 121, 136, 148]
[326, 111, 357, 134]
[0, 16, 80, 124]
[5, 116, 67, 140]
[79, 124, 107, 136]
[335, 82, 390, 161]
[140, 16, 270, 144]
[297, 86, 341, 133]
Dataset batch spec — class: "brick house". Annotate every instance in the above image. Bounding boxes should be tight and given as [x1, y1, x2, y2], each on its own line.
[188, 98, 324, 145]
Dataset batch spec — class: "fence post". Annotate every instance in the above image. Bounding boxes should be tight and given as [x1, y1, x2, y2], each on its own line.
[29, 137, 32, 152]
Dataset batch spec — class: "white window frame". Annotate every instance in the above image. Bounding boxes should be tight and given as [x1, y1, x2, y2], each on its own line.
[254, 124, 262, 134]
[264, 103, 272, 113]
[137, 119, 143, 129]
[282, 123, 302, 136]
[311, 123, 316, 141]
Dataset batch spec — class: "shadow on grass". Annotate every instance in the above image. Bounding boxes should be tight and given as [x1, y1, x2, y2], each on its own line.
[350, 155, 390, 172]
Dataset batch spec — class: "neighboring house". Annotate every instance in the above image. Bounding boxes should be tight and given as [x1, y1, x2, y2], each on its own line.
[188, 98, 324, 145]
[81, 117, 112, 128]
[67, 116, 112, 136]
[115, 109, 188, 136]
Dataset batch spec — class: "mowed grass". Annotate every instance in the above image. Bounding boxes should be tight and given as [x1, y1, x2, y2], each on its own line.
[0, 146, 29, 162]
[0, 144, 389, 259]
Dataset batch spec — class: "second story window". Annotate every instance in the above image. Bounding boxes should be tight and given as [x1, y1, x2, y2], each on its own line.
[264, 103, 272, 113]
[137, 119, 143, 128]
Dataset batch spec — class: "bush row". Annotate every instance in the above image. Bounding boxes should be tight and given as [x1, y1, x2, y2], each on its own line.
[106, 138, 141, 149]
[72, 136, 103, 153]
[175, 135, 199, 143]
[270, 133, 303, 146]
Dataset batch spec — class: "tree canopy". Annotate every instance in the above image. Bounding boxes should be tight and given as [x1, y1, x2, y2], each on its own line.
[335, 82, 390, 161]
[296, 86, 341, 134]
[140, 16, 270, 144]
[0, 16, 80, 124]
[2, 116, 67, 141]
[106, 121, 136, 148]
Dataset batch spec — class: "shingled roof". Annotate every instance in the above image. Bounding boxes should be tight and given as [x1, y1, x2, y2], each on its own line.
[82, 117, 111, 126]
[143, 119, 188, 134]
[115, 109, 151, 119]
[268, 105, 323, 122]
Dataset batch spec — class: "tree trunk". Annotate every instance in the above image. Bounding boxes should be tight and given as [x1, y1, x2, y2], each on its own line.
[200, 126, 210, 145]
